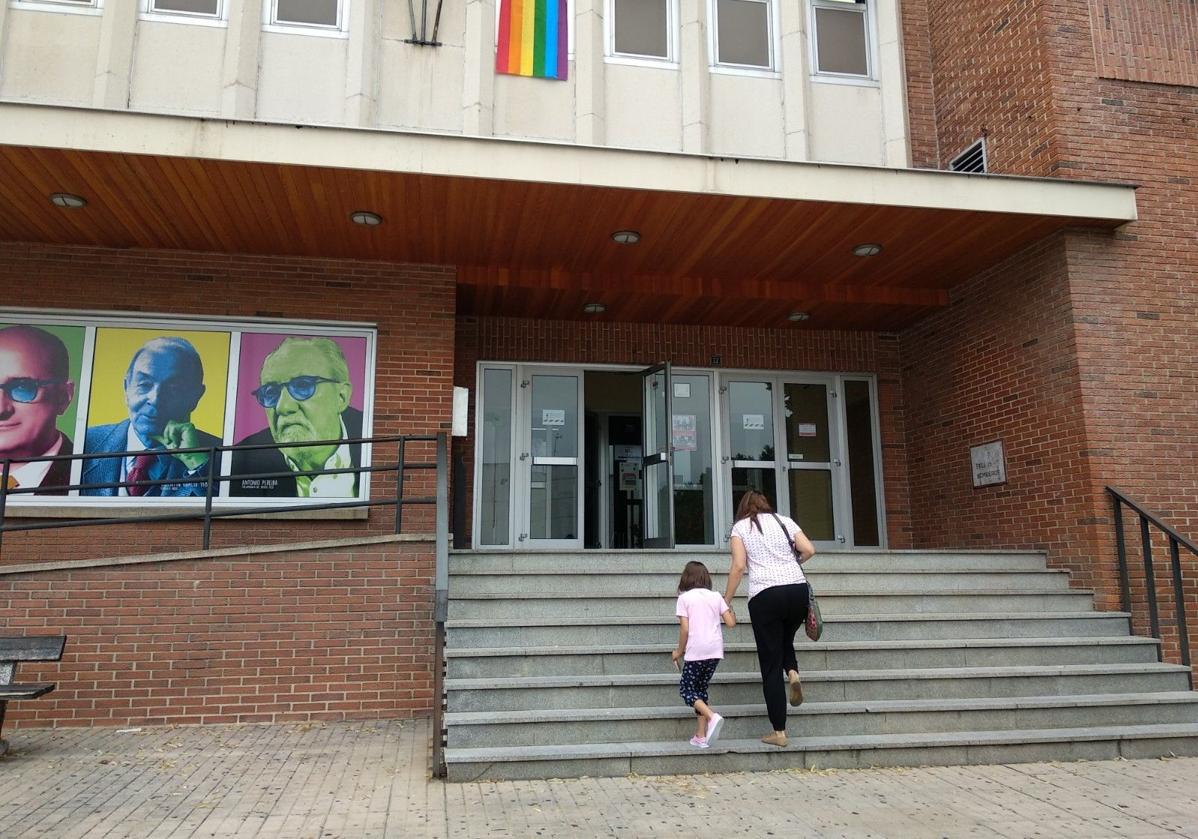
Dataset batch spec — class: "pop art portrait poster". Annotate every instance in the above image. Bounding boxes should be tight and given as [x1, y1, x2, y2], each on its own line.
[0, 322, 86, 495]
[81, 327, 231, 497]
[228, 332, 369, 499]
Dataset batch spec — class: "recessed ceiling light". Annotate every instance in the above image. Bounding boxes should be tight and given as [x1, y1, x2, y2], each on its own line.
[49, 193, 87, 209]
[350, 210, 383, 226]
[852, 242, 883, 257]
[787, 311, 810, 322]
[611, 230, 641, 245]
[583, 302, 607, 314]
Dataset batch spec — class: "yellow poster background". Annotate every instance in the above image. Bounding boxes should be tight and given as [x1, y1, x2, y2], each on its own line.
[86, 327, 231, 437]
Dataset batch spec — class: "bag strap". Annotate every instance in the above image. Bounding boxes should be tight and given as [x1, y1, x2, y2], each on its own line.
[769, 513, 801, 563]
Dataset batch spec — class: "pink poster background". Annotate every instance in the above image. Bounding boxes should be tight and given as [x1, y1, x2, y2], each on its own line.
[232, 332, 369, 443]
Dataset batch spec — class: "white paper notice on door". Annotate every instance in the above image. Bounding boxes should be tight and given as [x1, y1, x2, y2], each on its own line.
[742, 414, 765, 431]
[797, 423, 818, 437]
[542, 409, 566, 426]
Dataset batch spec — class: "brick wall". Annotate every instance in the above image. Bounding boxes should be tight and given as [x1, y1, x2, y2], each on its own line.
[1086, 0, 1198, 87]
[454, 316, 913, 548]
[921, 0, 1060, 174]
[898, 0, 939, 169]
[899, 0, 1198, 669]
[0, 538, 435, 727]
[899, 233, 1109, 595]
[0, 243, 456, 564]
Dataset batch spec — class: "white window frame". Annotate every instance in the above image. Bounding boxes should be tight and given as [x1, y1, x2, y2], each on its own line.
[139, 0, 227, 27]
[493, 0, 576, 61]
[9, 0, 102, 17]
[263, 0, 349, 38]
[808, 0, 877, 84]
[707, 0, 781, 77]
[604, 0, 679, 68]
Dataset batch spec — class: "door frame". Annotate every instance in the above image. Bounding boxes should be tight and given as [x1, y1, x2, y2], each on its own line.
[471, 361, 885, 551]
[640, 362, 675, 549]
[519, 365, 586, 549]
[714, 369, 886, 551]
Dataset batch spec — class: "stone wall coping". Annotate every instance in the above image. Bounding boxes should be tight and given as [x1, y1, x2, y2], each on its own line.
[0, 533, 434, 576]
[2, 504, 368, 521]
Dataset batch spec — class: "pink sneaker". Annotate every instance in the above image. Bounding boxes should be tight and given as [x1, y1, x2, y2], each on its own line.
[706, 713, 724, 745]
[689, 736, 709, 749]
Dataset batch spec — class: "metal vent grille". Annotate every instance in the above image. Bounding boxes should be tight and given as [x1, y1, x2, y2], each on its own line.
[950, 139, 987, 173]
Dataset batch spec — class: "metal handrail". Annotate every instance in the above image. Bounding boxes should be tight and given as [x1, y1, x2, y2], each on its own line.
[0, 431, 452, 776]
[1106, 486, 1194, 684]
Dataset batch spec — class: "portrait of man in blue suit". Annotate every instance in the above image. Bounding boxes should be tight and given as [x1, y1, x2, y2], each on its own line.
[82, 336, 221, 497]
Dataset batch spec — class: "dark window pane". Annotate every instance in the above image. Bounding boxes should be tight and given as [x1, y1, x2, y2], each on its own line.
[844, 379, 880, 546]
[614, 0, 668, 58]
[731, 467, 777, 518]
[815, 6, 868, 75]
[153, 0, 220, 14]
[479, 369, 512, 546]
[717, 0, 770, 67]
[276, 0, 339, 26]
[788, 469, 835, 541]
[784, 383, 831, 463]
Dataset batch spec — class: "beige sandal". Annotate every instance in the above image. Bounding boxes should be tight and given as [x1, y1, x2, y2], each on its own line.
[788, 670, 803, 707]
[761, 731, 788, 748]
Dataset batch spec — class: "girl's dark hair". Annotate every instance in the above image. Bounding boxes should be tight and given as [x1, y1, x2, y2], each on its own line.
[735, 490, 774, 534]
[677, 561, 713, 593]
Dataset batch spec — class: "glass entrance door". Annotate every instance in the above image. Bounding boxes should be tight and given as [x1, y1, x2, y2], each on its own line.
[720, 374, 853, 550]
[722, 379, 781, 518]
[641, 363, 674, 549]
[522, 370, 583, 547]
[781, 378, 841, 546]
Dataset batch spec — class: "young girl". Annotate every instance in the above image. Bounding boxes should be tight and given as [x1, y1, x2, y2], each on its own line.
[672, 560, 736, 748]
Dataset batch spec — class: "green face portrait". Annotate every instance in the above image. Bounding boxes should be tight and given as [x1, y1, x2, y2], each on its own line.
[259, 340, 352, 469]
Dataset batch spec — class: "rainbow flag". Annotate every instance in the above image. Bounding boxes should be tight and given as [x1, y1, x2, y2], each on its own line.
[496, 0, 568, 81]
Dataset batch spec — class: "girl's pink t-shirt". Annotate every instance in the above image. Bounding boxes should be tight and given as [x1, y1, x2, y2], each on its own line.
[674, 588, 730, 661]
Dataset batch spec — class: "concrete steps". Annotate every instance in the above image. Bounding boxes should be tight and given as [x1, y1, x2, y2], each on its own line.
[443, 549, 1198, 780]
[446, 724, 1198, 781]
[447, 692, 1198, 748]
[445, 637, 1160, 678]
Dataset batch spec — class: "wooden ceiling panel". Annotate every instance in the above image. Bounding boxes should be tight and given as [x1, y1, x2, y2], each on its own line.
[0, 144, 1117, 330]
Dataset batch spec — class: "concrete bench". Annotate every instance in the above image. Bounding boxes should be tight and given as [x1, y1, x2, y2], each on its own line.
[0, 635, 66, 756]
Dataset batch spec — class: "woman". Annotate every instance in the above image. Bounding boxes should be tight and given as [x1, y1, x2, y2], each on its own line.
[722, 490, 816, 747]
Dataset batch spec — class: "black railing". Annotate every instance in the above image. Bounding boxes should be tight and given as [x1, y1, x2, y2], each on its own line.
[1107, 486, 1194, 685]
[0, 432, 452, 776]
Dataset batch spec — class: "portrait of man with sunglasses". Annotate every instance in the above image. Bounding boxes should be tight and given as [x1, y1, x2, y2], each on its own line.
[230, 336, 362, 498]
[82, 336, 221, 497]
[0, 324, 76, 495]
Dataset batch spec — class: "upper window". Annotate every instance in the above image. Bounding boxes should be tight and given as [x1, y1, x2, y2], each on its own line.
[143, 0, 223, 21]
[712, 0, 774, 70]
[10, 0, 102, 14]
[268, 0, 345, 33]
[811, 0, 871, 78]
[609, 0, 674, 63]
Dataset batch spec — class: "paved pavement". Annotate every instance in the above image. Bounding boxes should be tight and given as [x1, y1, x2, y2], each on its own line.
[1, 719, 1196, 838]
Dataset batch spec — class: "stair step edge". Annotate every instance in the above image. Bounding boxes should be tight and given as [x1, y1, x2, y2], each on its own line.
[445, 723, 1198, 763]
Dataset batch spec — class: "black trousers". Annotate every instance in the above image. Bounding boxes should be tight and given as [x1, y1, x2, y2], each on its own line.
[747, 583, 810, 732]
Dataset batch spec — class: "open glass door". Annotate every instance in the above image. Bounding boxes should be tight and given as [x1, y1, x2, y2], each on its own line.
[641, 363, 674, 549]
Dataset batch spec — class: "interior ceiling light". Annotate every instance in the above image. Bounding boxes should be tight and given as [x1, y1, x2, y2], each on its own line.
[787, 311, 810, 322]
[350, 210, 383, 226]
[49, 193, 87, 209]
[611, 230, 641, 245]
[583, 302, 607, 314]
[852, 242, 883, 257]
